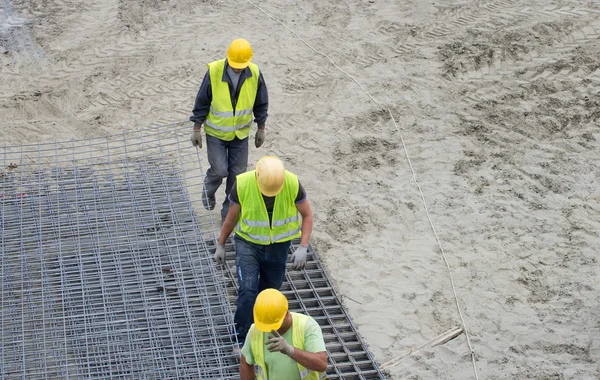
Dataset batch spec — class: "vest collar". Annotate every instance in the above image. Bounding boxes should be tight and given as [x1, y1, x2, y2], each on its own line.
[222, 59, 253, 82]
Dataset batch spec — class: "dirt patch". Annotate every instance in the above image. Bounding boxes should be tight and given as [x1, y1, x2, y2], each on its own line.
[440, 20, 579, 77]
[516, 267, 557, 303]
[323, 197, 382, 243]
[0, 0, 43, 57]
[477, 80, 598, 139]
[333, 135, 400, 170]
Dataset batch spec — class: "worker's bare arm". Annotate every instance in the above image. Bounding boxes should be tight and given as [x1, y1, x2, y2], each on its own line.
[239, 354, 256, 380]
[296, 200, 313, 247]
[291, 349, 327, 373]
[218, 203, 241, 245]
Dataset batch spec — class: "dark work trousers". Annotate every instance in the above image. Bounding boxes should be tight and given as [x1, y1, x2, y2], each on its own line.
[233, 234, 291, 345]
[203, 134, 249, 222]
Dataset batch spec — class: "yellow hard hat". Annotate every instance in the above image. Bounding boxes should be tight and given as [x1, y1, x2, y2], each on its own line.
[253, 288, 288, 332]
[227, 38, 253, 69]
[255, 156, 285, 197]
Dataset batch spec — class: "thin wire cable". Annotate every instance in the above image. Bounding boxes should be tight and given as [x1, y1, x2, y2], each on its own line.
[245, 1, 479, 378]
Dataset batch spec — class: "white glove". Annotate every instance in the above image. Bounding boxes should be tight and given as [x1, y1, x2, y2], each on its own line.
[291, 245, 308, 270]
[190, 129, 203, 148]
[214, 244, 225, 264]
[266, 330, 295, 356]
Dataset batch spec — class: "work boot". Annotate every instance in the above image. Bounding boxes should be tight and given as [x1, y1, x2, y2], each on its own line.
[202, 187, 216, 210]
[202, 196, 216, 210]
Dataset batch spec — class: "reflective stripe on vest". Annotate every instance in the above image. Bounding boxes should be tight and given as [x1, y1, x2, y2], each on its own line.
[235, 170, 302, 245]
[273, 215, 299, 227]
[273, 227, 301, 242]
[249, 313, 325, 380]
[209, 105, 254, 118]
[204, 59, 259, 141]
[241, 219, 270, 228]
[235, 223, 271, 242]
[204, 118, 252, 132]
[257, 366, 268, 380]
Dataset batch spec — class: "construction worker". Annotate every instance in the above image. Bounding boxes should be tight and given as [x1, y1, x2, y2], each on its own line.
[215, 156, 313, 345]
[240, 288, 327, 380]
[190, 38, 268, 223]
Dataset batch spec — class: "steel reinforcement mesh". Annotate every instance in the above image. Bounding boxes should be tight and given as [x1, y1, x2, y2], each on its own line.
[0, 123, 385, 379]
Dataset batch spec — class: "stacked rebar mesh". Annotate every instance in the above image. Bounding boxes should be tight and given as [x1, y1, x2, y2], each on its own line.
[1, 123, 238, 379]
[1, 122, 385, 379]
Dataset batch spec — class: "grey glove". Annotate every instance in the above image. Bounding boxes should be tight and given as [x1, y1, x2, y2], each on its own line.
[214, 244, 225, 264]
[266, 330, 295, 356]
[255, 129, 265, 148]
[291, 245, 308, 270]
[190, 129, 203, 148]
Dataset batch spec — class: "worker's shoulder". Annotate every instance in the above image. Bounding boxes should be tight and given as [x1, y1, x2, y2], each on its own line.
[301, 315, 321, 330]
[307, 315, 320, 324]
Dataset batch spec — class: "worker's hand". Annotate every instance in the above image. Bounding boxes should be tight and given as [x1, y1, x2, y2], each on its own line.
[214, 244, 226, 264]
[255, 129, 265, 148]
[291, 245, 308, 270]
[266, 330, 295, 357]
[190, 129, 203, 148]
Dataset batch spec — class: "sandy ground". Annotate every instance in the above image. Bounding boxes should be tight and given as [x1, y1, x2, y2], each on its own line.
[2, 0, 600, 378]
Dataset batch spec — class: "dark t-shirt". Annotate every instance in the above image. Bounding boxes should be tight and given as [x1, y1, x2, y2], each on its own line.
[228, 180, 307, 212]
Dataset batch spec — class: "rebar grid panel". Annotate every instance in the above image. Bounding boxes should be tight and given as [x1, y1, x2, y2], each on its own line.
[1, 123, 238, 379]
[219, 241, 386, 379]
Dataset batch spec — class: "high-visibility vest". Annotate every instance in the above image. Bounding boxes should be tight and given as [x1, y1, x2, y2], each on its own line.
[204, 59, 259, 141]
[249, 312, 326, 380]
[235, 170, 302, 245]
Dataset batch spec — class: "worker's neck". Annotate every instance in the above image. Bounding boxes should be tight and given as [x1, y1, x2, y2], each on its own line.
[277, 312, 293, 335]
